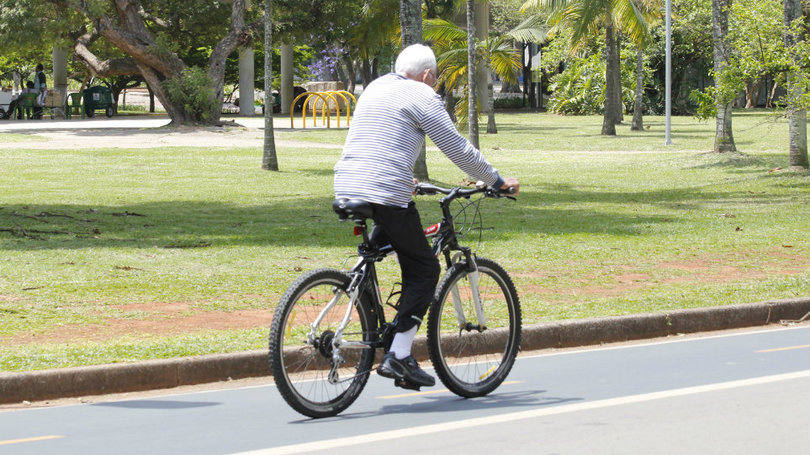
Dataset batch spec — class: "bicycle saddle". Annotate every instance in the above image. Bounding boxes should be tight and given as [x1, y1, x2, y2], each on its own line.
[332, 198, 374, 221]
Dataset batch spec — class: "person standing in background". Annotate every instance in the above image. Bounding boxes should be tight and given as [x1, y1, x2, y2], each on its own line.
[33, 64, 47, 119]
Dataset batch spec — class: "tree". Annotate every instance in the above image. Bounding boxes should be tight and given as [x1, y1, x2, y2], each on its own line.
[711, 0, 737, 152]
[263, 0, 279, 171]
[467, 0, 481, 148]
[524, 0, 651, 135]
[783, 0, 808, 169]
[3, 0, 259, 126]
[631, 47, 645, 130]
[400, 0, 430, 180]
[631, 0, 662, 131]
[424, 15, 538, 120]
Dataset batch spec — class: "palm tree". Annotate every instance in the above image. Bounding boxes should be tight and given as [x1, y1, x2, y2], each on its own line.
[522, 0, 651, 136]
[466, 0, 480, 147]
[262, 0, 278, 171]
[630, 0, 662, 131]
[424, 15, 546, 127]
[399, 0, 430, 180]
[783, 0, 808, 169]
[711, 0, 736, 152]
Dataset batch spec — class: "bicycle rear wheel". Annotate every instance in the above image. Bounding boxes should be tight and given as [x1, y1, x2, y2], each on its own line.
[427, 257, 521, 397]
[269, 268, 376, 418]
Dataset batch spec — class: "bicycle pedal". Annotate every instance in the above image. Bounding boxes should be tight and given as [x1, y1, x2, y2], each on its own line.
[394, 378, 422, 391]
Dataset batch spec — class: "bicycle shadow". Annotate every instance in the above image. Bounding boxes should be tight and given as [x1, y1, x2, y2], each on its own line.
[287, 389, 582, 424]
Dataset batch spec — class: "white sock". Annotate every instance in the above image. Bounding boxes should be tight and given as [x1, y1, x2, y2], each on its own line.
[390, 325, 418, 360]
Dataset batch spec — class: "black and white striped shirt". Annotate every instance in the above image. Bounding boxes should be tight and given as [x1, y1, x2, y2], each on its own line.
[334, 73, 503, 208]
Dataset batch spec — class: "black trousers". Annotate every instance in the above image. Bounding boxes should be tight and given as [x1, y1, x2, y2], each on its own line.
[371, 202, 441, 333]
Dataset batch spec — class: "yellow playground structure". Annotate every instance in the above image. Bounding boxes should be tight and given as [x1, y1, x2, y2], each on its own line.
[290, 90, 357, 129]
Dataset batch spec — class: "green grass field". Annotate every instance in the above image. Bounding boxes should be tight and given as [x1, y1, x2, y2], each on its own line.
[1, 110, 808, 371]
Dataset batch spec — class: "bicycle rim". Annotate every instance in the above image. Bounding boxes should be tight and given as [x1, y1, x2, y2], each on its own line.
[430, 258, 521, 396]
[270, 269, 375, 417]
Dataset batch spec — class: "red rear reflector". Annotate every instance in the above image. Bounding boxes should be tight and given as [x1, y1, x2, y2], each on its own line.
[424, 223, 440, 235]
[354, 226, 364, 236]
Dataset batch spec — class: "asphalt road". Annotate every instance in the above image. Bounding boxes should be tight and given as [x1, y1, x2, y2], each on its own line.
[2, 324, 808, 455]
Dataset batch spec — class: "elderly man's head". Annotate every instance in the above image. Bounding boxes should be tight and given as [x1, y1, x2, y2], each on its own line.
[395, 44, 438, 87]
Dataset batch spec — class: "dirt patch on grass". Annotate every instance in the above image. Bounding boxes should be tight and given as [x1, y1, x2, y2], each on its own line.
[2, 249, 807, 346]
[523, 249, 809, 298]
[2, 307, 275, 346]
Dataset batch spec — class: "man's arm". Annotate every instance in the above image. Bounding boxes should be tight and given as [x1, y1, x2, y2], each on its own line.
[418, 93, 518, 193]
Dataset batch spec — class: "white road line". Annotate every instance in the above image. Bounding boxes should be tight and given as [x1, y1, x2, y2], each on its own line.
[229, 369, 810, 455]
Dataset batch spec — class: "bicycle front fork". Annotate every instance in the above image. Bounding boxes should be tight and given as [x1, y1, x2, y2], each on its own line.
[449, 252, 487, 332]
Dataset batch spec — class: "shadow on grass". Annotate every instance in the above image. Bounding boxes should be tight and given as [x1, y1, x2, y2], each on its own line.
[2, 172, 794, 252]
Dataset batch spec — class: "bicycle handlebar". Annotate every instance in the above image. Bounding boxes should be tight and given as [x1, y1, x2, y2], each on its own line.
[415, 181, 516, 201]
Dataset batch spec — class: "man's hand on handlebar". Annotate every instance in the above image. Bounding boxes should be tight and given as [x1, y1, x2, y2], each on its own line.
[500, 177, 520, 196]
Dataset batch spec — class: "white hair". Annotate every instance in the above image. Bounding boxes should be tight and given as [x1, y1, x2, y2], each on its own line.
[395, 44, 438, 77]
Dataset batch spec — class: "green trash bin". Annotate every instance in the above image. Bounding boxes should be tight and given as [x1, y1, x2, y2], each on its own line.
[83, 86, 114, 118]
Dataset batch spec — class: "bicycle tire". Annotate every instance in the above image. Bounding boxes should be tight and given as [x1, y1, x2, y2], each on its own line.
[269, 268, 376, 418]
[427, 257, 521, 397]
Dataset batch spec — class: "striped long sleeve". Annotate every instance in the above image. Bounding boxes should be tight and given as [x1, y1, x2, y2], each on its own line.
[334, 73, 502, 208]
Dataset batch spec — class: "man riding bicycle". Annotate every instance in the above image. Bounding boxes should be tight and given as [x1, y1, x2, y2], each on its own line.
[333, 44, 519, 389]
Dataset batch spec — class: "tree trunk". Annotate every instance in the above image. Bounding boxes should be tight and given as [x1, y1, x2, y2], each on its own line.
[602, 22, 617, 136]
[400, 0, 423, 46]
[148, 86, 155, 113]
[371, 57, 380, 80]
[444, 87, 457, 122]
[111, 87, 123, 114]
[784, 0, 809, 169]
[486, 69, 497, 134]
[466, 0, 480, 148]
[400, 0, 429, 180]
[262, 0, 278, 171]
[612, 33, 624, 124]
[744, 80, 761, 108]
[340, 54, 356, 94]
[767, 79, 779, 108]
[361, 58, 373, 88]
[711, 0, 737, 152]
[475, 1, 489, 114]
[631, 47, 644, 131]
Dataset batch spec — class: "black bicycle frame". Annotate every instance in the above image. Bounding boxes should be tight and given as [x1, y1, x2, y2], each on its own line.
[343, 192, 479, 351]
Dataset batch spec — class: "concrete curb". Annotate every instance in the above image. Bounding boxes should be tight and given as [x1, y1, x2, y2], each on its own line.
[2, 297, 808, 405]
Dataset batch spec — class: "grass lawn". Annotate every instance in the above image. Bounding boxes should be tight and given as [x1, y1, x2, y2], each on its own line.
[0, 110, 808, 371]
[277, 110, 791, 153]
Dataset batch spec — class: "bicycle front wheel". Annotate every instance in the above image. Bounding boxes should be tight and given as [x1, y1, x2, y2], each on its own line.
[269, 268, 376, 418]
[427, 257, 521, 397]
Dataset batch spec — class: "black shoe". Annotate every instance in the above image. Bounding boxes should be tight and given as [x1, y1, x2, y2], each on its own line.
[377, 352, 435, 387]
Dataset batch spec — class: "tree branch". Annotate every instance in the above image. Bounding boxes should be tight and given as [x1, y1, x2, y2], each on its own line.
[73, 30, 141, 77]
[138, 6, 169, 28]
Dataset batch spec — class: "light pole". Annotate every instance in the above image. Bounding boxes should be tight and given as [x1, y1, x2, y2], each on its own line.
[665, 0, 673, 145]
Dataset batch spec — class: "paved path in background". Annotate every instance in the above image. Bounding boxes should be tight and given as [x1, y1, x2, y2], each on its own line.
[1, 324, 808, 454]
[0, 115, 344, 150]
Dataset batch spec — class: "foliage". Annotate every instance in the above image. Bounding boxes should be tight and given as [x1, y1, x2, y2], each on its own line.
[522, 0, 653, 49]
[162, 67, 218, 123]
[547, 46, 638, 115]
[548, 53, 606, 114]
[494, 96, 525, 109]
[688, 88, 717, 120]
[424, 15, 543, 124]
[689, 0, 810, 117]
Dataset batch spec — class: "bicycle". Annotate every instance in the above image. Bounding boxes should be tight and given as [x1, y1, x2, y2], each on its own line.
[268, 182, 522, 418]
